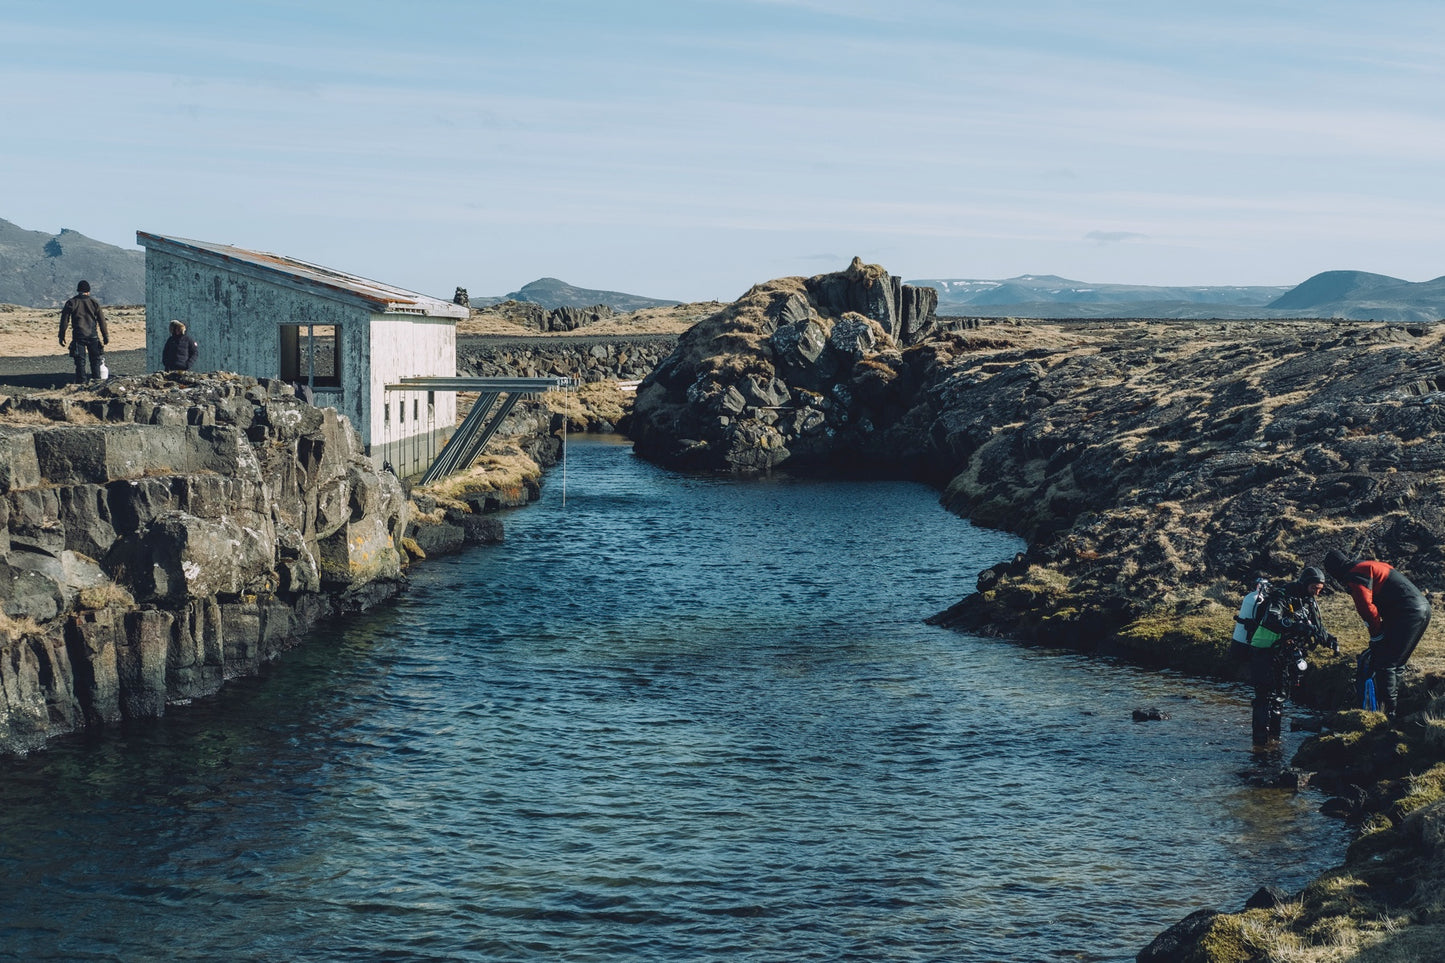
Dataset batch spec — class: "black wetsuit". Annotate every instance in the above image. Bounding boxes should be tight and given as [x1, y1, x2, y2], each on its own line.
[1250, 583, 1327, 746]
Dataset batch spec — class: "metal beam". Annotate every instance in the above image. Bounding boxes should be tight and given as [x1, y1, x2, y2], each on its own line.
[424, 391, 500, 483]
[386, 376, 572, 393]
[392, 375, 575, 485]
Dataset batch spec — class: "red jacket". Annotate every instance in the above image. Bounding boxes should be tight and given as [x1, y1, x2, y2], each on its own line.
[1338, 560, 1428, 636]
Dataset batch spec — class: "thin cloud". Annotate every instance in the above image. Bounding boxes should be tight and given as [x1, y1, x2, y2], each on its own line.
[1086, 231, 1150, 244]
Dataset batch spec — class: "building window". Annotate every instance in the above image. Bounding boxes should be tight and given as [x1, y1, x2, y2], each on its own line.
[279, 324, 341, 389]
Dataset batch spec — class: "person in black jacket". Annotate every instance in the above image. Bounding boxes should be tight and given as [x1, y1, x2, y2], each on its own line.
[58, 280, 109, 382]
[162, 319, 200, 372]
[1324, 549, 1432, 718]
[1246, 566, 1335, 748]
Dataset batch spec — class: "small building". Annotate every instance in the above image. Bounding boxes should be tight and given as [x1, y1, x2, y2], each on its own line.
[136, 232, 467, 477]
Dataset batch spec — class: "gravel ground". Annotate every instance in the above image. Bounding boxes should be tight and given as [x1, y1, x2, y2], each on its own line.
[0, 348, 146, 393]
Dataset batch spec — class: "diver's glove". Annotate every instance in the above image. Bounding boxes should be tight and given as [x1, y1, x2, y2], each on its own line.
[1327, 634, 1339, 654]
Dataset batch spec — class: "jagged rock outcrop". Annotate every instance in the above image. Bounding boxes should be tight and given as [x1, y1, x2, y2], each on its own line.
[627, 258, 951, 473]
[471, 299, 618, 332]
[545, 304, 615, 332]
[0, 373, 409, 754]
[458, 336, 674, 383]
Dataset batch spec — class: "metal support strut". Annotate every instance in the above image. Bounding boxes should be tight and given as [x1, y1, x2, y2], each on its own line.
[385, 376, 572, 486]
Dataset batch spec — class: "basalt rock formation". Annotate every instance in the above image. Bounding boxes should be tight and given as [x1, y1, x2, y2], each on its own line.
[458, 336, 675, 384]
[628, 257, 951, 473]
[0, 373, 409, 754]
[473, 299, 618, 332]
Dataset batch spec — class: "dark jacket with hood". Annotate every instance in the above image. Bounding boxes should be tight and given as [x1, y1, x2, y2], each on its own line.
[1324, 552, 1429, 637]
[162, 333, 200, 371]
[59, 293, 109, 343]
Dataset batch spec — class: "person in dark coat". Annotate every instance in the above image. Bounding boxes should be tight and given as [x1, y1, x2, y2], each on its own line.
[58, 280, 109, 383]
[1247, 566, 1334, 748]
[162, 319, 200, 372]
[1324, 549, 1432, 718]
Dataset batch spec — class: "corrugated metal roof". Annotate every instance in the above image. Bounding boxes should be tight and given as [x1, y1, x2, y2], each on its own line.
[136, 231, 469, 319]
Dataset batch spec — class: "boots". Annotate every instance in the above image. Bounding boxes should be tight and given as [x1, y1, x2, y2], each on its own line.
[1252, 693, 1284, 747]
[1375, 666, 1400, 719]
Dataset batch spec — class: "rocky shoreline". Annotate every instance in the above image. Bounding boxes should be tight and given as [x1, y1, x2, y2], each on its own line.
[625, 260, 1445, 961]
[0, 373, 413, 753]
[0, 329, 662, 757]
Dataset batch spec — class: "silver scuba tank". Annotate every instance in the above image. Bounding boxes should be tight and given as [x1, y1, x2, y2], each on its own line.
[1232, 578, 1269, 644]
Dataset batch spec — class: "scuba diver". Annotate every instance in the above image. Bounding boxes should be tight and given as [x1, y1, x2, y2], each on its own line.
[1245, 566, 1337, 749]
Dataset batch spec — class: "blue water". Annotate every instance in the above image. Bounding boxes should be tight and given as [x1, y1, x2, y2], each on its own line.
[0, 436, 1346, 962]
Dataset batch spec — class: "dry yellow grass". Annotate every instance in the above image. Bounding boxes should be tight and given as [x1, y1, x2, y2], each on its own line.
[0, 611, 43, 642]
[0, 303, 146, 356]
[416, 447, 541, 502]
[544, 382, 631, 430]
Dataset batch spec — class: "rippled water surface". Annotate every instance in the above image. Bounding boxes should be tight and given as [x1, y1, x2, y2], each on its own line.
[0, 436, 1347, 961]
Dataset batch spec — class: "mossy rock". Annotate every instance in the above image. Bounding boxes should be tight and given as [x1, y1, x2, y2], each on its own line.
[1112, 612, 1235, 674]
[1329, 708, 1391, 734]
[1393, 761, 1445, 819]
[1191, 912, 1264, 963]
[1345, 815, 1401, 863]
[1293, 723, 1391, 770]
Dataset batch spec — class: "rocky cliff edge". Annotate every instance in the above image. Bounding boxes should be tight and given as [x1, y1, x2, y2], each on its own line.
[0, 372, 408, 755]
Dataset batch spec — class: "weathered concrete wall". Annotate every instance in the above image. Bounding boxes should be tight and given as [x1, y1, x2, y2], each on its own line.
[0, 372, 410, 755]
[143, 247, 372, 436]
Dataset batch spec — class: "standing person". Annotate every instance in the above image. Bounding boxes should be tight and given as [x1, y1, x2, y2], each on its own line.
[1324, 549, 1433, 719]
[58, 280, 109, 383]
[1246, 566, 1335, 748]
[162, 319, 200, 372]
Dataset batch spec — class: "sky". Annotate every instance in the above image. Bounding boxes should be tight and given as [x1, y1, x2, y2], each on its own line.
[4, 0, 1445, 302]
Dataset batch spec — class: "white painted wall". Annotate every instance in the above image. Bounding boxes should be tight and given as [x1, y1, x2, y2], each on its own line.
[366, 316, 456, 451]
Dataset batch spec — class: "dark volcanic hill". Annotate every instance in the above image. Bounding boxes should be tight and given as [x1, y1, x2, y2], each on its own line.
[0, 218, 145, 307]
[1265, 269, 1445, 322]
[503, 277, 680, 312]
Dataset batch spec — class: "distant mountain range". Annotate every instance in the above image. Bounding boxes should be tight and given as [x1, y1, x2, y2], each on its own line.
[911, 273, 1445, 323]
[1, 216, 1440, 321]
[0, 218, 145, 307]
